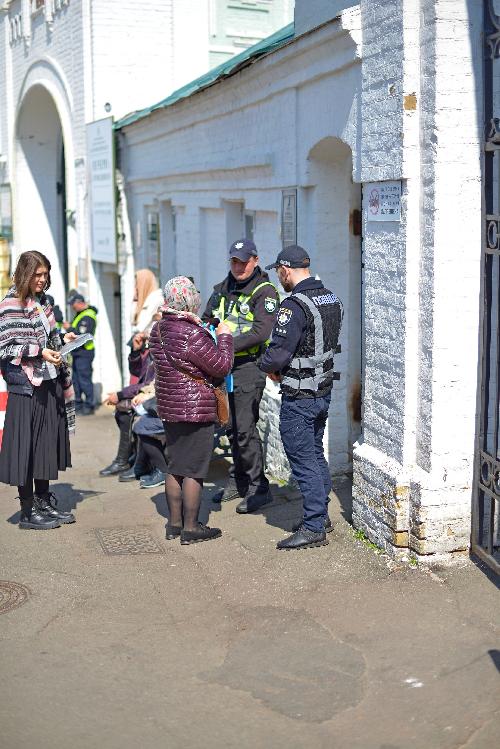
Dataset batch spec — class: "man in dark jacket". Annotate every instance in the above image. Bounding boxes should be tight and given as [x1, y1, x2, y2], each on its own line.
[202, 238, 280, 513]
[64, 291, 98, 415]
[260, 245, 343, 550]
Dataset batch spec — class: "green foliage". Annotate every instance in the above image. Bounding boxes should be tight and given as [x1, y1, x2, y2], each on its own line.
[351, 527, 384, 554]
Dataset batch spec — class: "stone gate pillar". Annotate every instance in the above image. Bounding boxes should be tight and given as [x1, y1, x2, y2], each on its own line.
[353, 0, 484, 558]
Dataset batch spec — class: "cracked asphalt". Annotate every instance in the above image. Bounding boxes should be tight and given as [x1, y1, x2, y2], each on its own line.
[0, 408, 499, 749]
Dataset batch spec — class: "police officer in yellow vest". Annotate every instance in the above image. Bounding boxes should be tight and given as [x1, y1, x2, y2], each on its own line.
[64, 291, 98, 416]
[203, 239, 279, 513]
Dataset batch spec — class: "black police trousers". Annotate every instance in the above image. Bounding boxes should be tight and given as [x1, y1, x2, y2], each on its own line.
[229, 361, 269, 498]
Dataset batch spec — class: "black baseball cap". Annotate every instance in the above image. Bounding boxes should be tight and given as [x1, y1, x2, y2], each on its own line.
[67, 291, 85, 305]
[229, 238, 258, 261]
[265, 245, 310, 270]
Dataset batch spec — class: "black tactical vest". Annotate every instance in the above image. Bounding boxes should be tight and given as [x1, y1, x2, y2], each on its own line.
[281, 286, 342, 398]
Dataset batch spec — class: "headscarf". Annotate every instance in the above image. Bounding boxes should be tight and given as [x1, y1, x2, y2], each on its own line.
[161, 276, 202, 324]
[133, 269, 159, 325]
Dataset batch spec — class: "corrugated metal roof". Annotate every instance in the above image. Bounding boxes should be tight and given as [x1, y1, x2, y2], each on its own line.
[115, 22, 295, 130]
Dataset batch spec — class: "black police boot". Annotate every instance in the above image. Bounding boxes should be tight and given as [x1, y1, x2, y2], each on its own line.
[18, 498, 60, 530]
[35, 492, 75, 524]
[236, 490, 272, 514]
[277, 527, 329, 550]
[292, 516, 333, 533]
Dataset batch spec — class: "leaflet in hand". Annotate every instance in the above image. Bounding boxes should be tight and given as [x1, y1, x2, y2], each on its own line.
[60, 334, 93, 359]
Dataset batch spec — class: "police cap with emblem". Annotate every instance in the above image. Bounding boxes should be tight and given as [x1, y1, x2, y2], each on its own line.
[265, 245, 310, 270]
[229, 238, 258, 261]
[67, 291, 85, 305]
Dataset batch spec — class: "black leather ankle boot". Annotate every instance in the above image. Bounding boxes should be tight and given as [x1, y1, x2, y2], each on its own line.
[19, 498, 60, 530]
[35, 493, 75, 524]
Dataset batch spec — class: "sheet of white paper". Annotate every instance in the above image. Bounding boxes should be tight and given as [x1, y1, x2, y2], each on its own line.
[60, 333, 94, 358]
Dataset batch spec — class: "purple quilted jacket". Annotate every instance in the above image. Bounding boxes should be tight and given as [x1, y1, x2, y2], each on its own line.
[149, 314, 233, 422]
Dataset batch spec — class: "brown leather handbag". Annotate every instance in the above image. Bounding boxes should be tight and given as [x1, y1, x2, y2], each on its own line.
[207, 380, 230, 427]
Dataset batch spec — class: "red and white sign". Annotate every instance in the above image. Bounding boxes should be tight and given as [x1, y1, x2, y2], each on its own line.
[366, 181, 401, 222]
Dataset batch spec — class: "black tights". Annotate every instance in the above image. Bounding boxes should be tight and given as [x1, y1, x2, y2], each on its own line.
[18, 478, 49, 502]
[165, 474, 203, 531]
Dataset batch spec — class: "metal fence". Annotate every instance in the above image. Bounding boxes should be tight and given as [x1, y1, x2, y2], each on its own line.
[472, 0, 500, 575]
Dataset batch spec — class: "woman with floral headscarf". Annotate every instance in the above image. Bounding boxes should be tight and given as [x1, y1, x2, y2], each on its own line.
[149, 276, 233, 544]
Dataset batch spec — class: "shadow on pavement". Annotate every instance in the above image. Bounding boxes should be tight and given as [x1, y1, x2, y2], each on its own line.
[469, 555, 500, 590]
[149, 479, 226, 526]
[150, 491, 168, 520]
[333, 474, 353, 523]
[146, 465, 354, 536]
[256, 474, 354, 533]
[488, 649, 500, 673]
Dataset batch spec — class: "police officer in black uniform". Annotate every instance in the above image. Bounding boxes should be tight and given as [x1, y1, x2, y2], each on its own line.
[203, 239, 280, 513]
[260, 245, 343, 549]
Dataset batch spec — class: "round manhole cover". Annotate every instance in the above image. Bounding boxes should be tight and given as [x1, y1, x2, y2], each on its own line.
[0, 581, 30, 615]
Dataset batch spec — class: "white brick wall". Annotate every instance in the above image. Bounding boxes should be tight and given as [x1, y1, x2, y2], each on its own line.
[352, 0, 484, 558]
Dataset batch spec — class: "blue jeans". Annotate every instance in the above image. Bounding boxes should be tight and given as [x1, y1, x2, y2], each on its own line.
[279, 394, 332, 533]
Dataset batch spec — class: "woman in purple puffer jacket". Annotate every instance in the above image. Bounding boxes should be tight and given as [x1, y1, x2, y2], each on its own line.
[149, 277, 233, 544]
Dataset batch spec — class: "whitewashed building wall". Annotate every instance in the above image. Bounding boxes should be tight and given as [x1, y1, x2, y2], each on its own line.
[120, 0, 487, 560]
[119, 9, 364, 478]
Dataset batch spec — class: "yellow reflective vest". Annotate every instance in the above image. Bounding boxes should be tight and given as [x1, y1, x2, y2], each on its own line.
[213, 281, 278, 357]
[71, 307, 97, 350]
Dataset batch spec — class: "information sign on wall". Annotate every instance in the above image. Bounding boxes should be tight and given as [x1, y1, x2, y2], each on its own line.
[282, 188, 297, 247]
[366, 181, 401, 222]
[87, 117, 117, 263]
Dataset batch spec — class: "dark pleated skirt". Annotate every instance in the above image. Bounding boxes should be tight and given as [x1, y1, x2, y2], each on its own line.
[164, 421, 214, 479]
[0, 379, 71, 487]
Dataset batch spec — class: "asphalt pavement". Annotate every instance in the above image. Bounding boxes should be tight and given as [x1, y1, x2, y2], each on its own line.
[0, 407, 498, 749]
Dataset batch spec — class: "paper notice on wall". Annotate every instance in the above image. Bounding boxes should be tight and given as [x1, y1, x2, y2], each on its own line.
[87, 117, 117, 263]
[282, 189, 297, 247]
[366, 181, 401, 222]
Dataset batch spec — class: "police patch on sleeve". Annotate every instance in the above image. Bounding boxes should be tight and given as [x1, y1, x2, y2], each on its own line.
[277, 307, 292, 326]
[264, 297, 277, 313]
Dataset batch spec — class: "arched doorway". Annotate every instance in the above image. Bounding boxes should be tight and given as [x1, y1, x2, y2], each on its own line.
[15, 84, 69, 305]
[305, 137, 362, 475]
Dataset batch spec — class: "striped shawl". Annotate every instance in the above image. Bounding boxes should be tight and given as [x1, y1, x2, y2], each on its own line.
[0, 286, 76, 434]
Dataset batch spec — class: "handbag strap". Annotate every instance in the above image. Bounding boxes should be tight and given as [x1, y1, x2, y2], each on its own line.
[157, 321, 216, 391]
